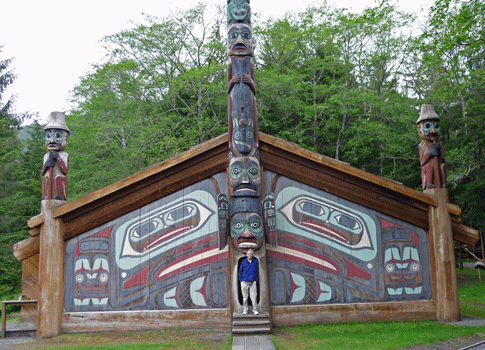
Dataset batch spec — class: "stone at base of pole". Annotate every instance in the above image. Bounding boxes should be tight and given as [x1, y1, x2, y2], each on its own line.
[425, 188, 460, 322]
[37, 199, 66, 339]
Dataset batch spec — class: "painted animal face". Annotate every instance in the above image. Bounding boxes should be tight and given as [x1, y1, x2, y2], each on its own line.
[418, 120, 440, 142]
[227, 23, 254, 56]
[231, 108, 254, 155]
[229, 156, 261, 197]
[227, 0, 250, 23]
[231, 212, 263, 252]
[45, 128, 68, 151]
[73, 256, 110, 307]
[384, 245, 422, 297]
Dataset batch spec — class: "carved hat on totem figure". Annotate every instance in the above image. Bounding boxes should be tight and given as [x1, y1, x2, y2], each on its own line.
[44, 111, 70, 152]
[229, 196, 264, 253]
[416, 104, 441, 142]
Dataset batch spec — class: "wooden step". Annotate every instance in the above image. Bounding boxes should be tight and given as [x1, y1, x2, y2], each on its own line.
[232, 312, 271, 334]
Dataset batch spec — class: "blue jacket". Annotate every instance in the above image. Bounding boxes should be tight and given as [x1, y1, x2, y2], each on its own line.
[239, 258, 259, 282]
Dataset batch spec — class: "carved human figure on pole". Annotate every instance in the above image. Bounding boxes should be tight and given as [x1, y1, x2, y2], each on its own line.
[42, 112, 70, 201]
[417, 104, 447, 190]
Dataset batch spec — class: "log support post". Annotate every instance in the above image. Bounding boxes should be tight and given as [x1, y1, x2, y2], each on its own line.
[37, 200, 66, 339]
[426, 188, 460, 322]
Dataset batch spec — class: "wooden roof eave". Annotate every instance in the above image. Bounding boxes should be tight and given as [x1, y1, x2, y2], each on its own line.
[15, 133, 229, 261]
[16, 132, 478, 262]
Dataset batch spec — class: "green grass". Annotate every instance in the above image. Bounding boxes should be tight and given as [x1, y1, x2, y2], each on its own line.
[271, 321, 485, 350]
[14, 329, 233, 350]
[457, 266, 485, 318]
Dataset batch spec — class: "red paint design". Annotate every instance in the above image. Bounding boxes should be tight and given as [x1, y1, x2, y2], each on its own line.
[301, 221, 349, 243]
[74, 243, 80, 257]
[280, 233, 298, 242]
[343, 257, 372, 280]
[155, 246, 228, 280]
[268, 243, 339, 274]
[92, 226, 114, 239]
[301, 239, 318, 248]
[378, 217, 401, 230]
[412, 231, 420, 246]
[123, 264, 151, 289]
[289, 272, 299, 298]
[145, 224, 192, 250]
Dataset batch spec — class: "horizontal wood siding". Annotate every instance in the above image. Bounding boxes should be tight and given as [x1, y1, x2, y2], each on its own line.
[271, 300, 436, 327]
[61, 309, 232, 333]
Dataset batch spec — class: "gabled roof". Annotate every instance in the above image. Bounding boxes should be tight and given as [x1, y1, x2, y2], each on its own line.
[15, 132, 478, 261]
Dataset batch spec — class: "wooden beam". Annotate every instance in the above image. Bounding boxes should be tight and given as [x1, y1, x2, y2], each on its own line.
[13, 236, 40, 261]
[453, 221, 480, 246]
[61, 309, 232, 333]
[426, 188, 460, 322]
[27, 213, 44, 229]
[271, 300, 436, 327]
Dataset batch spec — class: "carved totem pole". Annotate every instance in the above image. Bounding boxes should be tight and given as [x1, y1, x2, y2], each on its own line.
[42, 111, 70, 201]
[417, 104, 447, 190]
[227, 0, 269, 315]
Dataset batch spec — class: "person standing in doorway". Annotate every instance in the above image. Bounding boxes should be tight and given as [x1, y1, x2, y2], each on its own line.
[239, 249, 259, 315]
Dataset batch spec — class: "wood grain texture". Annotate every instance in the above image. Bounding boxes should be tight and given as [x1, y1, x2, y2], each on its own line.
[271, 300, 436, 326]
[37, 200, 66, 339]
[426, 188, 460, 322]
[61, 309, 232, 333]
[14, 236, 40, 261]
[452, 221, 480, 246]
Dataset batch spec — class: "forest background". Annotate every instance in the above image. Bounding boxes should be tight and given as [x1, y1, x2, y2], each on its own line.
[1, 0, 484, 301]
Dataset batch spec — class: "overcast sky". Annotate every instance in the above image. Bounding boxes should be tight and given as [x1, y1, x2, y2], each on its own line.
[1, 0, 431, 125]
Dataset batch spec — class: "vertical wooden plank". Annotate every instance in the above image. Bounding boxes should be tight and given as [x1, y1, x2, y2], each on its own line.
[426, 188, 459, 322]
[37, 200, 66, 339]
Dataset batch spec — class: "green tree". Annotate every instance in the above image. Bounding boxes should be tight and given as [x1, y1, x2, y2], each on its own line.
[0, 48, 40, 299]
[418, 0, 485, 231]
[69, 4, 227, 199]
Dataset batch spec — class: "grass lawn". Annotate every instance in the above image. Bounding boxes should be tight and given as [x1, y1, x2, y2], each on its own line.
[7, 267, 485, 349]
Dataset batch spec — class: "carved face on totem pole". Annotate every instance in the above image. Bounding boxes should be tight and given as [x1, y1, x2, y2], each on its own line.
[227, 0, 250, 23]
[230, 197, 264, 253]
[45, 128, 69, 152]
[416, 104, 440, 143]
[417, 119, 440, 143]
[229, 151, 261, 197]
[227, 23, 254, 56]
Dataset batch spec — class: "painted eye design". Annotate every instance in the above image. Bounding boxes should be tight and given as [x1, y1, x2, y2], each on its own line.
[299, 201, 325, 217]
[75, 273, 85, 283]
[247, 166, 259, 178]
[249, 221, 261, 229]
[234, 222, 244, 230]
[385, 264, 395, 273]
[231, 166, 242, 179]
[164, 204, 195, 224]
[131, 221, 158, 239]
[99, 272, 109, 283]
[333, 215, 361, 231]
[409, 262, 420, 272]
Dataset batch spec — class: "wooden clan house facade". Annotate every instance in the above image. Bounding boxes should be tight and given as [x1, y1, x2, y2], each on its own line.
[14, 132, 478, 337]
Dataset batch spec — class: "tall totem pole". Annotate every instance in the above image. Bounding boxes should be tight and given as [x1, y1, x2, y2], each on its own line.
[227, 0, 269, 315]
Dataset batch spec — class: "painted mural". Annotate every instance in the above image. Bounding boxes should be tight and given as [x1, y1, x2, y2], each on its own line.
[263, 171, 432, 306]
[65, 174, 229, 311]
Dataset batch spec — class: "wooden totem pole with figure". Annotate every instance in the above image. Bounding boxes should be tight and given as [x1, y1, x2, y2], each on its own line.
[42, 111, 70, 201]
[417, 104, 447, 190]
[38, 111, 70, 339]
[227, 0, 270, 317]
